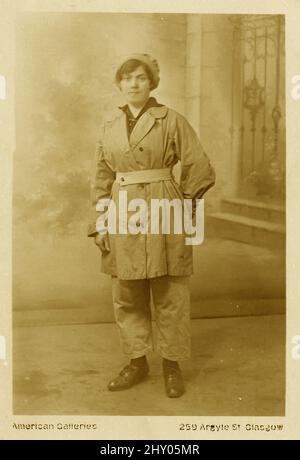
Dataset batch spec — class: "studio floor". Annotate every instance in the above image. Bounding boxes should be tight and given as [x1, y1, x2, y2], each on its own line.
[13, 314, 285, 416]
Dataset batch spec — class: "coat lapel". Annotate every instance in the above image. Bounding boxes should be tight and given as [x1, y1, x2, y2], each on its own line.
[104, 106, 168, 169]
[129, 112, 156, 149]
[105, 110, 130, 153]
[116, 112, 130, 152]
[129, 106, 168, 149]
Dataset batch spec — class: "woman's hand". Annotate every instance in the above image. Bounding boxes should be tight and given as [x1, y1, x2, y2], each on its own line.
[94, 233, 111, 253]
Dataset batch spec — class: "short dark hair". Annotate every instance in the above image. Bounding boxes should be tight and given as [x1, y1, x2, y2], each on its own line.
[115, 59, 154, 89]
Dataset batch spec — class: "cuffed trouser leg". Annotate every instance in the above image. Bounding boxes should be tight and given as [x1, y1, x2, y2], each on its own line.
[151, 275, 191, 361]
[112, 277, 153, 359]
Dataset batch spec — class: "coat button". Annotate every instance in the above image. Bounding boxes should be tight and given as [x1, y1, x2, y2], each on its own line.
[121, 177, 125, 182]
[138, 184, 144, 190]
[139, 147, 144, 151]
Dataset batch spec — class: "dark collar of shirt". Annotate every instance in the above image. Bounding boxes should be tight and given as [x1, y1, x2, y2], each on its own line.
[119, 97, 164, 137]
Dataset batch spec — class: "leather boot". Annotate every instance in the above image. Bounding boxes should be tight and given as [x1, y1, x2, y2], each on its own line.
[108, 356, 149, 391]
[162, 358, 184, 398]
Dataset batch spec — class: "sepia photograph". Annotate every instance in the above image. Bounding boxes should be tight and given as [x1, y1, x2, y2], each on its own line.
[10, 10, 286, 419]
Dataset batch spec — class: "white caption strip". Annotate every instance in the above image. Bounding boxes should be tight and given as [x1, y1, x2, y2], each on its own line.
[0, 335, 6, 361]
[291, 335, 300, 360]
[291, 74, 300, 100]
[0, 75, 6, 100]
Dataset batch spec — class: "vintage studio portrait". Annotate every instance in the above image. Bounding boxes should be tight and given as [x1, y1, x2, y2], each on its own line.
[13, 13, 285, 416]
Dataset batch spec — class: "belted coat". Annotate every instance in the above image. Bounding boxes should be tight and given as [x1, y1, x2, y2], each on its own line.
[88, 104, 215, 280]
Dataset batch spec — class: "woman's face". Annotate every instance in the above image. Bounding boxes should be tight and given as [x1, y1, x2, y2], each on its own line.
[119, 65, 151, 108]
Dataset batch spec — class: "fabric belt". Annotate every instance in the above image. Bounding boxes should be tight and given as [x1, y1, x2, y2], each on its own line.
[115, 168, 172, 186]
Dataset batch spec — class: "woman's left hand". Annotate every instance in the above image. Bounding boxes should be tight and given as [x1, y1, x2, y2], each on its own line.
[94, 233, 111, 253]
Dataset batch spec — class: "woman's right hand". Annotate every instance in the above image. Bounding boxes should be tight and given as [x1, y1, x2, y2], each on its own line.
[94, 233, 111, 253]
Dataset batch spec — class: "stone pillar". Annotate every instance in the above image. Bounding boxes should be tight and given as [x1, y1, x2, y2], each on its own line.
[184, 15, 202, 135]
[195, 15, 236, 206]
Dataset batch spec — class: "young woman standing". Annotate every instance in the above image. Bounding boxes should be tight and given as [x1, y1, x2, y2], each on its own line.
[88, 53, 215, 398]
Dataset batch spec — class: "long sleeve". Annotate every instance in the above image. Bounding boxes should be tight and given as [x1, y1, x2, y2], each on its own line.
[173, 114, 215, 202]
[87, 125, 116, 237]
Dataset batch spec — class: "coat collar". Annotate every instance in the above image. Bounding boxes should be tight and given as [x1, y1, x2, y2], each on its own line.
[104, 105, 168, 150]
[146, 106, 168, 119]
[129, 107, 167, 148]
[104, 105, 168, 121]
[119, 96, 163, 118]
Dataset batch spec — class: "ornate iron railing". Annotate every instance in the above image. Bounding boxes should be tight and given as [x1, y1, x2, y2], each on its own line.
[229, 15, 285, 200]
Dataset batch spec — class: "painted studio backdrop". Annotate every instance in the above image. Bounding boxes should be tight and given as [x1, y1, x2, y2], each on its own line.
[13, 13, 285, 326]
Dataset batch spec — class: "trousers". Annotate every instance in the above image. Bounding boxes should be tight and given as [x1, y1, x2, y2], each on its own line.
[111, 275, 191, 361]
